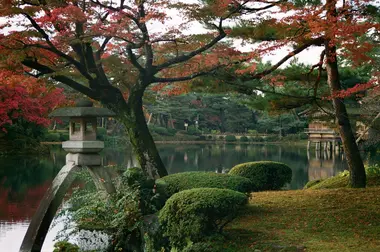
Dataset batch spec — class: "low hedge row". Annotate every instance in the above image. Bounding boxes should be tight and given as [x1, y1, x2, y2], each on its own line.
[156, 172, 252, 197]
[149, 126, 177, 136]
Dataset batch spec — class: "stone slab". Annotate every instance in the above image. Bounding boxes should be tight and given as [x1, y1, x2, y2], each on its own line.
[62, 140, 104, 153]
[66, 153, 102, 166]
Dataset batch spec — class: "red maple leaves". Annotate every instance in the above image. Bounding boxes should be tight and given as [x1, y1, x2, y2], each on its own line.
[0, 70, 66, 131]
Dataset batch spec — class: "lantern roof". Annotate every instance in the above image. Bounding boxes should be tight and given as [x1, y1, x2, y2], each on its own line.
[49, 99, 116, 118]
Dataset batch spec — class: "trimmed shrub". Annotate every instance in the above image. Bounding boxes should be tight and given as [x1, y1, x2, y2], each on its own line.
[154, 126, 169, 135]
[251, 136, 264, 142]
[187, 125, 201, 136]
[59, 132, 69, 141]
[303, 179, 322, 189]
[265, 135, 280, 142]
[159, 188, 248, 249]
[366, 165, 380, 175]
[44, 132, 60, 142]
[229, 161, 292, 191]
[197, 135, 206, 141]
[225, 135, 236, 142]
[218, 136, 224, 140]
[239, 136, 249, 142]
[97, 127, 107, 136]
[300, 133, 309, 140]
[183, 242, 216, 252]
[53, 241, 79, 252]
[167, 128, 177, 136]
[248, 129, 258, 134]
[156, 172, 252, 197]
[149, 126, 177, 136]
[207, 135, 213, 140]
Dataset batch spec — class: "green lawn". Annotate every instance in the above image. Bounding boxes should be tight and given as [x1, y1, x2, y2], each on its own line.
[214, 187, 380, 252]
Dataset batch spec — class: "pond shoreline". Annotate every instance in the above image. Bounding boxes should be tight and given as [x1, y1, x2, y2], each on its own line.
[41, 140, 308, 145]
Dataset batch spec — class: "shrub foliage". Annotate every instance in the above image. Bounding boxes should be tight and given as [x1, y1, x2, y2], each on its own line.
[156, 172, 252, 197]
[159, 188, 248, 249]
[239, 136, 249, 142]
[229, 161, 292, 191]
[225, 135, 236, 142]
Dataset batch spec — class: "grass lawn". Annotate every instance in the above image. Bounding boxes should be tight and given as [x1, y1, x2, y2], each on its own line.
[215, 187, 380, 252]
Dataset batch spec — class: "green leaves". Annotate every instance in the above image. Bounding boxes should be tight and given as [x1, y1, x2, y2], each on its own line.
[156, 171, 253, 197]
[229, 161, 293, 191]
[159, 188, 248, 249]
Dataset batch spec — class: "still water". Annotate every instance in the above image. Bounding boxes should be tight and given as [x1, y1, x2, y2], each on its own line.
[0, 143, 368, 251]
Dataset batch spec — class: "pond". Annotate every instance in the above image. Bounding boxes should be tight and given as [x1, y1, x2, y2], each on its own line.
[0, 143, 375, 251]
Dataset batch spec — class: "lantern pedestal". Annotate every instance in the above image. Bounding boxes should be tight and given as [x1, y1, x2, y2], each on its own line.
[66, 153, 102, 166]
[62, 140, 104, 153]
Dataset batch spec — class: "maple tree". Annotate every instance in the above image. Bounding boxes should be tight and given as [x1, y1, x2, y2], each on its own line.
[0, 69, 65, 131]
[221, 0, 379, 188]
[0, 0, 268, 178]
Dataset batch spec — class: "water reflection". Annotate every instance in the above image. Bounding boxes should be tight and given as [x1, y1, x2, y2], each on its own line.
[307, 148, 347, 181]
[0, 143, 366, 251]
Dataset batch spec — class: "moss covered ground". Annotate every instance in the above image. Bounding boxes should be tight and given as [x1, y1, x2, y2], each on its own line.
[306, 173, 380, 189]
[212, 185, 380, 252]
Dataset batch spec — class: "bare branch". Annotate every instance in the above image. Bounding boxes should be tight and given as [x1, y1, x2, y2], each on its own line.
[307, 49, 326, 97]
[238, 0, 284, 13]
[155, 32, 226, 71]
[153, 65, 222, 83]
[230, 81, 322, 100]
[241, 37, 325, 81]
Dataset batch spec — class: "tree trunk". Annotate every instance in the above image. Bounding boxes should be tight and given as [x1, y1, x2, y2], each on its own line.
[324, 39, 366, 188]
[101, 85, 168, 179]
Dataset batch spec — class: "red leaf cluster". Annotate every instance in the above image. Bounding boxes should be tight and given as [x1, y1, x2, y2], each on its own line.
[326, 80, 377, 99]
[0, 70, 66, 130]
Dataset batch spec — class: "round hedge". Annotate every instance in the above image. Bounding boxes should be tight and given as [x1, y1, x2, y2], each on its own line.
[239, 136, 249, 142]
[229, 161, 292, 191]
[155, 172, 252, 197]
[225, 135, 236, 142]
[45, 132, 60, 142]
[159, 188, 247, 249]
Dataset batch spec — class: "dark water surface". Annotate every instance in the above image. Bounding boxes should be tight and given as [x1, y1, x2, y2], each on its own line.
[0, 143, 374, 251]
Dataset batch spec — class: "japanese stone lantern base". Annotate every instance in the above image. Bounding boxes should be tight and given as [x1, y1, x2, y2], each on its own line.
[62, 140, 104, 153]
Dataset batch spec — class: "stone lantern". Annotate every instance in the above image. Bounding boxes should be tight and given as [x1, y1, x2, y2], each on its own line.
[49, 99, 115, 165]
[21, 99, 118, 252]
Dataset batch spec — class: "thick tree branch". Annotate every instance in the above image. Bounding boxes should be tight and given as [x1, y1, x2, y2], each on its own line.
[95, 37, 112, 61]
[22, 13, 94, 81]
[22, 58, 97, 98]
[126, 46, 145, 73]
[137, 3, 154, 69]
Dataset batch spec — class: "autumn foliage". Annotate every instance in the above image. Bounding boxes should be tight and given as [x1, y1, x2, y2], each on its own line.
[0, 70, 65, 131]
